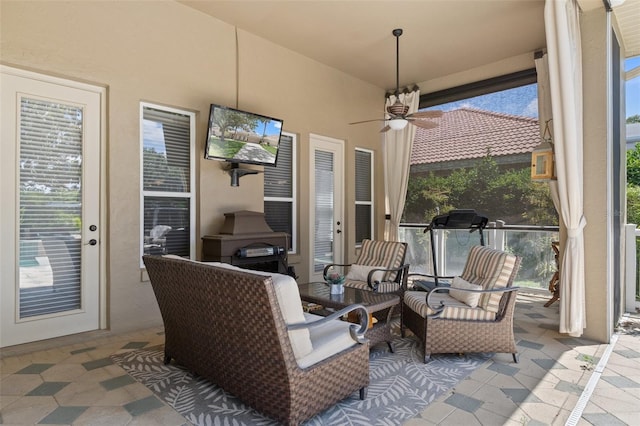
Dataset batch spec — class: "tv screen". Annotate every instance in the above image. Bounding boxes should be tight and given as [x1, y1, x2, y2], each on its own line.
[204, 104, 283, 167]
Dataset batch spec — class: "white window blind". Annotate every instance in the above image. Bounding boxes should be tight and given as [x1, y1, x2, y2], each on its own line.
[19, 98, 83, 318]
[355, 148, 373, 244]
[141, 104, 195, 263]
[264, 132, 297, 253]
[314, 150, 334, 273]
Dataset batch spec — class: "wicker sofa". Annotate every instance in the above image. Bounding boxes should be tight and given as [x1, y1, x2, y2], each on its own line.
[142, 255, 370, 425]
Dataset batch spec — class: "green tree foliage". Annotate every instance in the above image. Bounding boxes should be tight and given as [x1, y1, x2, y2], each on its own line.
[212, 109, 261, 141]
[143, 147, 187, 192]
[627, 144, 640, 186]
[19, 99, 83, 237]
[627, 114, 640, 124]
[404, 154, 558, 225]
[627, 184, 640, 226]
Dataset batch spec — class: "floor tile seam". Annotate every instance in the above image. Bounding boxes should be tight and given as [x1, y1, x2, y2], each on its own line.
[564, 333, 619, 426]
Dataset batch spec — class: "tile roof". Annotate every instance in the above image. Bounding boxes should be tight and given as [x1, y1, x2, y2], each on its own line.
[411, 108, 540, 165]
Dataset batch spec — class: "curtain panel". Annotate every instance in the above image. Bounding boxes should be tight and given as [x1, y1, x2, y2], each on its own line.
[544, 0, 586, 337]
[383, 90, 419, 241]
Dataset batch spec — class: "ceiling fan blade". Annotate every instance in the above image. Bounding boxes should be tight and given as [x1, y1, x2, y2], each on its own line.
[407, 110, 444, 119]
[349, 118, 386, 125]
[379, 125, 391, 133]
[408, 119, 439, 130]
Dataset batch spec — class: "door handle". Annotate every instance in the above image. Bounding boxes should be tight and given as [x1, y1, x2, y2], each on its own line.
[336, 229, 342, 234]
[85, 239, 98, 246]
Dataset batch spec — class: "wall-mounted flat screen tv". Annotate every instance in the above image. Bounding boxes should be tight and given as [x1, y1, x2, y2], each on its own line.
[204, 104, 283, 167]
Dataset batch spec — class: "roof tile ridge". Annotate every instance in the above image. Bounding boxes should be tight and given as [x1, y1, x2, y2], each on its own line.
[448, 107, 538, 123]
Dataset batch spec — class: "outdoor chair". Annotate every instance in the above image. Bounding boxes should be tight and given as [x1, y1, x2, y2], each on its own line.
[323, 239, 409, 294]
[402, 245, 521, 363]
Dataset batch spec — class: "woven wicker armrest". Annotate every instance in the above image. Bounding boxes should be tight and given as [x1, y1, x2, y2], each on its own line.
[288, 304, 369, 344]
[425, 286, 521, 317]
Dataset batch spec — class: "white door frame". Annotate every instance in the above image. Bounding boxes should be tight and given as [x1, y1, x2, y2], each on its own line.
[308, 133, 345, 282]
[0, 65, 106, 347]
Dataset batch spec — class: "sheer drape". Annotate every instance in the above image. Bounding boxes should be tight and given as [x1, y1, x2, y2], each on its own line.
[544, 0, 586, 337]
[535, 53, 561, 213]
[383, 90, 419, 241]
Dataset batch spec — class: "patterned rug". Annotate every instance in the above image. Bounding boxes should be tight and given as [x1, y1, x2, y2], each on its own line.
[112, 336, 490, 425]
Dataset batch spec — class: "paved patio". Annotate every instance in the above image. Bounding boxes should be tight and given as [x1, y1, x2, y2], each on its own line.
[1, 292, 639, 425]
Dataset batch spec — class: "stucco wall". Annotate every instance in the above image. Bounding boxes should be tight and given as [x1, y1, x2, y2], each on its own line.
[0, 0, 383, 333]
[581, 7, 618, 342]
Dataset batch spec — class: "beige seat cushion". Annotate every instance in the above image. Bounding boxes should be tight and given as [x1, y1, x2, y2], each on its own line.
[297, 313, 358, 369]
[404, 290, 496, 321]
[344, 279, 400, 293]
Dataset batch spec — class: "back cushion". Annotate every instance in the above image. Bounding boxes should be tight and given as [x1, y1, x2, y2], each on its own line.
[355, 239, 406, 282]
[459, 246, 518, 313]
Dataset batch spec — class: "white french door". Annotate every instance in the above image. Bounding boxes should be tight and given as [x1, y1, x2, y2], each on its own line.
[0, 66, 104, 347]
[308, 134, 344, 282]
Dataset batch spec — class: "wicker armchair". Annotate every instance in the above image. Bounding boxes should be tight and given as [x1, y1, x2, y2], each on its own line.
[143, 255, 370, 425]
[323, 239, 409, 294]
[402, 246, 521, 363]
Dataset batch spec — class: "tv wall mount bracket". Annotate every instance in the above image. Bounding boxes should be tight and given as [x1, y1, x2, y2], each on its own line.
[226, 163, 261, 187]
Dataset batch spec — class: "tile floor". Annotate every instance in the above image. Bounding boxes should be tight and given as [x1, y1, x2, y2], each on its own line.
[1, 292, 639, 425]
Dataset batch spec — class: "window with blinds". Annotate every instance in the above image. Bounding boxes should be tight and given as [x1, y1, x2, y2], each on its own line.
[264, 133, 297, 253]
[141, 104, 195, 263]
[355, 148, 374, 245]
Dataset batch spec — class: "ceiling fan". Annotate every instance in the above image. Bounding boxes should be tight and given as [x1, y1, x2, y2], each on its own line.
[350, 28, 443, 133]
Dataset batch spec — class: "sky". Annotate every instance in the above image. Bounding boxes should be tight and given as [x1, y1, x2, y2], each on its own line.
[143, 119, 166, 154]
[431, 84, 538, 118]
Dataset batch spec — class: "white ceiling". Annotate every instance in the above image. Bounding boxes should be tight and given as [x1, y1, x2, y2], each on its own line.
[180, 0, 639, 92]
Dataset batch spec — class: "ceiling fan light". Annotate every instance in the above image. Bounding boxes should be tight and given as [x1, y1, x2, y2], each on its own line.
[388, 118, 408, 130]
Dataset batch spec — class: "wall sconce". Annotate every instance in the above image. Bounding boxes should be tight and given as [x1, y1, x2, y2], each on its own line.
[531, 119, 556, 181]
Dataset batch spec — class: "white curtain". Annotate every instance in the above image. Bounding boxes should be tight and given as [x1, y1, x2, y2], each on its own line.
[544, 0, 586, 337]
[383, 90, 419, 241]
[535, 53, 562, 213]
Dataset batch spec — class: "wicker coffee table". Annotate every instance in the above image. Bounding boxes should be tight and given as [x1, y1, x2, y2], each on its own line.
[298, 282, 400, 352]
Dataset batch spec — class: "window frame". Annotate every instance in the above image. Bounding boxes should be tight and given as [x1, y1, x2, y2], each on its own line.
[139, 102, 196, 267]
[264, 131, 297, 254]
[355, 147, 374, 247]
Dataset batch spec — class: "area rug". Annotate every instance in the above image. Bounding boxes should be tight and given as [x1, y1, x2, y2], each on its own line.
[112, 336, 490, 426]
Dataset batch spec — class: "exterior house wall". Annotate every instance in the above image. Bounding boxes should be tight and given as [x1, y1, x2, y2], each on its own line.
[0, 0, 383, 334]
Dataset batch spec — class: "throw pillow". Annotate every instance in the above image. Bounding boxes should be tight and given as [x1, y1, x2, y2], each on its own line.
[346, 264, 386, 282]
[449, 276, 483, 308]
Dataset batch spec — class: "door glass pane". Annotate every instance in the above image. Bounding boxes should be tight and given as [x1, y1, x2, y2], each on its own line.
[314, 151, 334, 273]
[19, 98, 83, 318]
